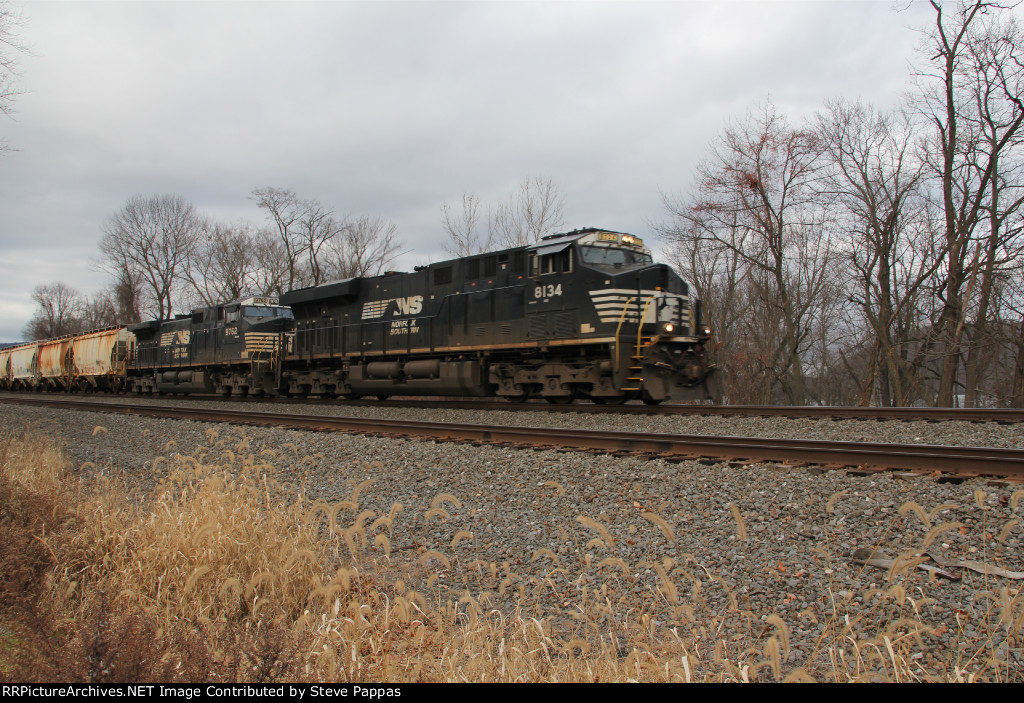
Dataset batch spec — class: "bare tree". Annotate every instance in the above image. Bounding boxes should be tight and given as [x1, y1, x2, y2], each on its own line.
[959, 10, 1024, 406]
[78, 289, 120, 330]
[440, 193, 492, 256]
[664, 216, 751, 403]
[185, 220, 260, 306]
[251, 188, 404, 289]
[23, 282, 83, 340]
[251, 227, 291, 297]
[110, 269, 144, 324]
[324, 215, 403, 279]
[817, 99, 942, 406]
[1, 0, 29, 152]
[490, 177, 566, 248]
[298, 203, 345, 286]
[914, 0, 1024, 406]
[440, 177, 565, 256]
[251, 187, 347, 290]
[661, 102, 834, 405]
[98, 194, 205, 319]
[250, 187, 308, 291]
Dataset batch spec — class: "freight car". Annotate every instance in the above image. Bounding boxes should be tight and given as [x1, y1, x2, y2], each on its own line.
[0, 327, 133, 392]
[278, 228, 714, 404]
[0, 342, 38, 390]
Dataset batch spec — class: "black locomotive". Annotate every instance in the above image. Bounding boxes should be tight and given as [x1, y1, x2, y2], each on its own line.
[278, 228, 714, 404]
[127, 296, 294, 396]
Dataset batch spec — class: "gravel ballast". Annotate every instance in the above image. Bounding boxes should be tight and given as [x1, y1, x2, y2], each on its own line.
[2, 398, 1022, 678]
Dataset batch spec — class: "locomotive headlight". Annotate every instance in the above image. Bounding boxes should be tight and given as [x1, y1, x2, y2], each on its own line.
[662, 323, 675, 334]
[702, 326, 712, 336]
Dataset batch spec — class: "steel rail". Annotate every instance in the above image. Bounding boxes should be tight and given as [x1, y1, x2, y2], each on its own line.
[153, 395, 1024, 423]
[329, 399, 1024, 422]
[3, 390, 1023, 422]
[5, 396, 1023, 478]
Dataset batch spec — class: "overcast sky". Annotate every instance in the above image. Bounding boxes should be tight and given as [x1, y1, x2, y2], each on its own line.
[0, 0, 969, 341]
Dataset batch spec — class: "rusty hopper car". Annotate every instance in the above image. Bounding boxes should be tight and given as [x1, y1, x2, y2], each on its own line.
[37, 337, 74, 390]
[0, 345, 13, 389]
[8, 342, 40, 390]
[127, 296, 293, 396]
[280, 228, 714, 404]
[71, 327, 134, 391]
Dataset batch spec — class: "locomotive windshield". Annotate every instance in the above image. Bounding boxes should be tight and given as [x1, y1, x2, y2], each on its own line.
[243, 306, 293, 319]
[579, 245, 653, 269]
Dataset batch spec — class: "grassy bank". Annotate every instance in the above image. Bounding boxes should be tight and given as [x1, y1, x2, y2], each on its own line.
[0, 426, 1020, 682]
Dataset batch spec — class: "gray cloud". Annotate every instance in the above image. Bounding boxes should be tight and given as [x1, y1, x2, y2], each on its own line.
[0, 0, 946, 341]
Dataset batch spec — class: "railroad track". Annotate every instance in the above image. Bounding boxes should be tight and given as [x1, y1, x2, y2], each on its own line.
[4, 390, 1022, 423]
[5, 396, 1023, 479]
[316, 398, 1024, 423]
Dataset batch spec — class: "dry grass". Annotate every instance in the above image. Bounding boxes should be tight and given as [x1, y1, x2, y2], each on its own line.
[0, 426, 1021, 682]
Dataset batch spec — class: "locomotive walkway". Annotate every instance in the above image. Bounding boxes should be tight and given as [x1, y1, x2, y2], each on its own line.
[4, 396, 1023, 479]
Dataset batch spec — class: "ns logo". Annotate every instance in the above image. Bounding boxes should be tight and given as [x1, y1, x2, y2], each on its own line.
[394, 295, 423, 315]
[362, 295, 424, 320]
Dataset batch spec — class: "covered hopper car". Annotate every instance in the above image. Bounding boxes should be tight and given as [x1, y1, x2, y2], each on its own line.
[0, 327, 133, 392]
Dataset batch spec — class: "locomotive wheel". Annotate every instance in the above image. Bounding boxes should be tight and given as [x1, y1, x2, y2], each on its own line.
[545, 389, 576, 405]
[641, 394, 663, 406]
[376, 394, 391, 401]
[342, 392, 363, 401]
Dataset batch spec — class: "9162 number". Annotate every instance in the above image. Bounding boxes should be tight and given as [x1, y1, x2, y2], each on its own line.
[534, 284, 563, 300]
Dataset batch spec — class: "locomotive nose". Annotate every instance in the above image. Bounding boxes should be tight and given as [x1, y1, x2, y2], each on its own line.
[253, 317, 294, 333]
[626, 263, 686, 296]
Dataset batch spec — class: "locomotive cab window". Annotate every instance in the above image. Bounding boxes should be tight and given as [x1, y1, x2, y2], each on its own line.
[530, 249, 573, 276]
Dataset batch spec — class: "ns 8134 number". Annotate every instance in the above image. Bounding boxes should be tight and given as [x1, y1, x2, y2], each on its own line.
[534, 283, 563, 300]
